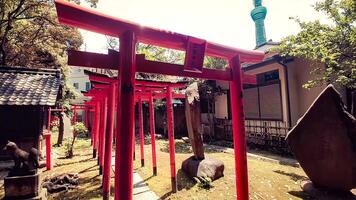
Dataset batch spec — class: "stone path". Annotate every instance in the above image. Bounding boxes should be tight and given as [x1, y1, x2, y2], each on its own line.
[111, 157, 160, 200]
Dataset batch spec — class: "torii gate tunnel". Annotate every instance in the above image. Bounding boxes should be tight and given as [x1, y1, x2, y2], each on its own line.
[86, 72, 188, 195]
[54, 0, 264, 199]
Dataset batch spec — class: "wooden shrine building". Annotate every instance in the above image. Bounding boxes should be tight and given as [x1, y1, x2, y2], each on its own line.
[0, 67, 61, 160]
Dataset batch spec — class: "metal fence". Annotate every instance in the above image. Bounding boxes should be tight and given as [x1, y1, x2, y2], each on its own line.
[214, 118, 291, 153]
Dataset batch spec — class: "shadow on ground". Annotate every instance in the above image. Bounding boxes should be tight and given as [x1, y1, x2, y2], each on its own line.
[288, 190, 356, 200]
[160, 141, 228, 154]
[159, 169, 196, 200]
[273, 170, 308, 182]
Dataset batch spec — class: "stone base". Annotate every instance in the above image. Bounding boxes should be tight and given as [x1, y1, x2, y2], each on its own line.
[11, 189, 47, 200]
[181, 156, 224, 181]
[301, 180, 356, 200]
[4, 172, 46, 200]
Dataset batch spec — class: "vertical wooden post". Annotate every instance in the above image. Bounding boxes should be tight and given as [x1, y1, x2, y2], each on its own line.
[94, 100, 101, 159]
[45, 108, 51, 170]
[149, 93, 157, 175]
[229, 56, 249, 200]
[99, 96, 108, 175]
[166, 86, 177, 193]
[73, 106, 77, 126]
[133, 110, 135, 161]
[115, 31, 136, 200]
[138, 95, 145, 167]
[103, 83, 116, 200]
[85, 107, 89, 128]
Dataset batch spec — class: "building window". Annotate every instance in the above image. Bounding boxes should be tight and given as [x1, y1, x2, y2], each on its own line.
[243, 70, 283, 120]
[85, 82, 91, 91]
[73, 82, 79, 89]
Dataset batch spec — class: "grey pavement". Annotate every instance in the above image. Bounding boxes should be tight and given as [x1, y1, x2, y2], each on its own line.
[111, 157, 160, 200]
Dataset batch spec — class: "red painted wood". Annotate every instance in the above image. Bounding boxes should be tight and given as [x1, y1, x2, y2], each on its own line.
[99, 95, 108, 175]
[149, 93, 157, 176]
[69, 49, 256, 84]
[103, 83, 116, 200]
[229, 56, 249, 200]
[88, 74, 117, 84]
[135, 80, 186, 88]
[138, 96, 145, 167]
[54, 2, 266, 199]
[45, 133, 51, 170]
[85, 107, 89, 130]
[115, 31, 136, 200]
[68, 49, 119, 69]
[166, 86, 177, 193]
[46, 108, 51, 170]
[54, 0, 264, 61]
[73, 106, 77, 126]
[133, 118, 136, 161]
[92, 83, 110, 90]
[94, 100, 101, 158]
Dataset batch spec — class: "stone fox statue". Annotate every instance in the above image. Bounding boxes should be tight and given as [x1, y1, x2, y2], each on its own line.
[3, 141, 39, 171]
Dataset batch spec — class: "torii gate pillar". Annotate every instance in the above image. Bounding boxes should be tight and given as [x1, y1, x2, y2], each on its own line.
[138, 96, 145, 167]
[230, 56, 249, 200]
[115, 31, 136, 200]
[166, 86, 177, 193]
[149, 93, 157, 176]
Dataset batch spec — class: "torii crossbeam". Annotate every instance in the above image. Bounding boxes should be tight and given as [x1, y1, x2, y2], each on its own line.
[54, 1, 264, 200]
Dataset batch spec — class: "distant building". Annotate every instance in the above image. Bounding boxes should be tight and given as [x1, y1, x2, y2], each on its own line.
[209, 0, 347, 151]
[68, 66, 117, 121]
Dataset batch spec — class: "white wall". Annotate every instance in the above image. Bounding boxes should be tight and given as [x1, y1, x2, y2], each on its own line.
[69, 66, 91, 92]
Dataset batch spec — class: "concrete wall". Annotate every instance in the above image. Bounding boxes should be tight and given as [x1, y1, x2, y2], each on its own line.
[214, 58, 346, 127]
[286, 58, 346, 125]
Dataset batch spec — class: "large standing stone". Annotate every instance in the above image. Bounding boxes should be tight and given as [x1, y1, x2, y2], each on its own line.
[181, 156, 224, 181]
[185, 83, 205, 160]
[286, 85, 356, 191]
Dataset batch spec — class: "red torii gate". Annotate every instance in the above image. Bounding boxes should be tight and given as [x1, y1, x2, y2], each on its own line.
[84, 84, 116, 200]
[55, 1, 264, 199]
[88, 72, 187, 187]
[45, 108, 64, 170]
[85, 89, 109, 173]
[134, 81, 186, 186]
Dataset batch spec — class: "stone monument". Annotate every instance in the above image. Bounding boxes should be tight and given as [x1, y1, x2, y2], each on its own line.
[286, 85, 356, 193]
[182, 83, 224, 182]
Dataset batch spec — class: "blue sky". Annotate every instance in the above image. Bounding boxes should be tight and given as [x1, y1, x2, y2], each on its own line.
[80, 0, 327, 53]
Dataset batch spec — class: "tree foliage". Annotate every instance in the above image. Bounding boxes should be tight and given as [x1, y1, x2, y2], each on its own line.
[0, 0, 97, 116]
[274, 0, 355, 89]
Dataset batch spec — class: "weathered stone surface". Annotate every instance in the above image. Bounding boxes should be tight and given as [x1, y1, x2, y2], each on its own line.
[286, 85, 356, 191]
[182, 137, 190, 143]
[181, 156, 224, 181]
[4, 172, 40, 199]
[301, 180, 356, 199]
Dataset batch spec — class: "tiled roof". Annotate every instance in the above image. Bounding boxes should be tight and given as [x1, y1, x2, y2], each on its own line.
[0, 67, 61, 106]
